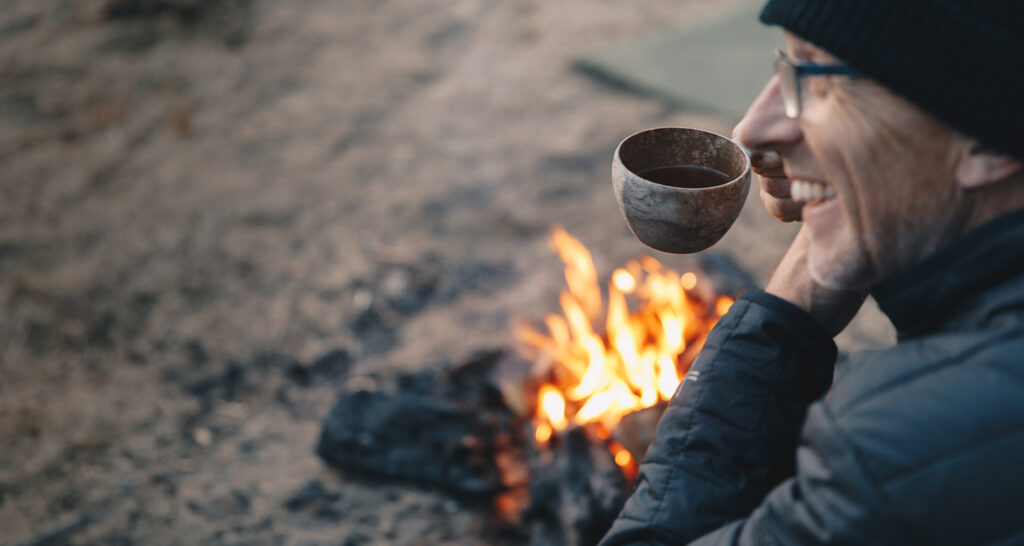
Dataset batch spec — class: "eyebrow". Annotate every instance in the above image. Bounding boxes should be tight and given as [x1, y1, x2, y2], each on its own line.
[789, 42, 817, 62]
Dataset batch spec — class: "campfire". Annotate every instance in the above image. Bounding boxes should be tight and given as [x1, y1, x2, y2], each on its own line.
[515, 227, 734, 477]
[316, 226, 751, 545]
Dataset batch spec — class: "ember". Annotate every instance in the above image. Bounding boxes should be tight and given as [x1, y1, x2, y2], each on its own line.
[516, 227, 734, 469]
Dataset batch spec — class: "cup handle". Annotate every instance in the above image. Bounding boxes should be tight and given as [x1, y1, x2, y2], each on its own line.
[731, 138, 753, 158]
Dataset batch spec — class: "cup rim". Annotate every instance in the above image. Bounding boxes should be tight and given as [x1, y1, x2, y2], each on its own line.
[615, 127, 751, 190]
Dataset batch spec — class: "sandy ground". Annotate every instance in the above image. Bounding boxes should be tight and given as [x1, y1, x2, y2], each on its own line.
[0, 1, 894, 544]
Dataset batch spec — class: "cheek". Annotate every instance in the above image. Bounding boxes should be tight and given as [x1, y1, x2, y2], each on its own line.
[801, 86, 963, 260]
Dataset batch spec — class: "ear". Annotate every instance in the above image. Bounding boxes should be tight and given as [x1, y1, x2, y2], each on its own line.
[956, 142, 1023, 190]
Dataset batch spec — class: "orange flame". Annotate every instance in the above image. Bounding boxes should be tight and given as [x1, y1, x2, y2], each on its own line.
[519, 227, 734, 465]
[538, 384, 568, 429]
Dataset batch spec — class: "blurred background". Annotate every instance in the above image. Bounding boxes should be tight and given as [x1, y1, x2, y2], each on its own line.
[0, 0, 893, 544]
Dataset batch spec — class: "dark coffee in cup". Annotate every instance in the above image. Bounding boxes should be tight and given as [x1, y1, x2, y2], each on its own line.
[636, 165, 732, 189]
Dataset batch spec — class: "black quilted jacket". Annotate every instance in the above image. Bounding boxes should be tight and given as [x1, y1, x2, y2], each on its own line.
[600, 209, 1024, 545]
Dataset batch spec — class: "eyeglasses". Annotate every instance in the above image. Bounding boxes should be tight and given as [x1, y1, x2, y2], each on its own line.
[774, 49, 861, 118]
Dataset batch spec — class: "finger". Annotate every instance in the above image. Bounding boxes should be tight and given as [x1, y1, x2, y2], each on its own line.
[750, 150, 781, 169]
[750, 150, 783, 177]
[760, 188, 804, 222]
[759, 175, 792, 199]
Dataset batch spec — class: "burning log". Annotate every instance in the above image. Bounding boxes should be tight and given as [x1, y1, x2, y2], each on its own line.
[524, 426, 630, 546]
[609, 402, 666, 465]
[316, 350, 526, 498]
[315, 349, 633, 545]
[316, 388, 511, 497]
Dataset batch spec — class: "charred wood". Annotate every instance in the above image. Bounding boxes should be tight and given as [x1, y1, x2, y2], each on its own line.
[524, 427, 629, 546]
[316, 350, 526, 498]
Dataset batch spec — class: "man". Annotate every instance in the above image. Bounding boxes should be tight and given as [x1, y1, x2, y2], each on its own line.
[600, 1, 1024, 544]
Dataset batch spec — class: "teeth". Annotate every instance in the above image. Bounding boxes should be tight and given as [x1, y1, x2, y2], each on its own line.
[791, 180, 835, 203]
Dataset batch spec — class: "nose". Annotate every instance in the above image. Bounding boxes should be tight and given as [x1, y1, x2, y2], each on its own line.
[733, 75, 802, 153]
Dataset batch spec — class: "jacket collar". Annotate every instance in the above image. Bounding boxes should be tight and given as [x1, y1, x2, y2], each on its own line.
[871, 208, 1024, 340]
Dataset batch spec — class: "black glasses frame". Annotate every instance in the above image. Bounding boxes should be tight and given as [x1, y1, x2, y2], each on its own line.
[774, 49, 861, 118]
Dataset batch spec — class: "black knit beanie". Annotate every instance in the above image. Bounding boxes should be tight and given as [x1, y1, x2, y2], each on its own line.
[760, 0, 1024, 161]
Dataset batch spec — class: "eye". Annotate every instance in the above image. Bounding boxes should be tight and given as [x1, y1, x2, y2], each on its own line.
[806, 76, 831, 97]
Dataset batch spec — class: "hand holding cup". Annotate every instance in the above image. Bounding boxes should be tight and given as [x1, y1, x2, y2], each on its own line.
[747, 148, 804, 222]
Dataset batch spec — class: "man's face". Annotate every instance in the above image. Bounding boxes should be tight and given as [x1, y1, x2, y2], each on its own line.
[735, 33, 968, 290]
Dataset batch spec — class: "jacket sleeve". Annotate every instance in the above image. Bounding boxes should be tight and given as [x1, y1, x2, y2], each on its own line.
[684, 400, 911, 545]
[599, 290, 837, 545]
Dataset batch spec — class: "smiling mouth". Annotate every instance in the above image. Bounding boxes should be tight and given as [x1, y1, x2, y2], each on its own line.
[791, 180, 837, 203]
